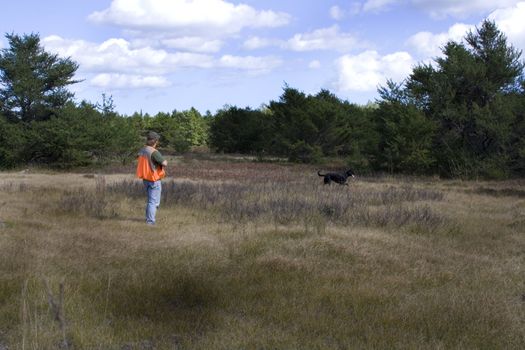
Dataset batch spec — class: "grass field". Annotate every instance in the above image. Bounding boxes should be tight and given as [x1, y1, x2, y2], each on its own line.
[1, 157, 524, 349]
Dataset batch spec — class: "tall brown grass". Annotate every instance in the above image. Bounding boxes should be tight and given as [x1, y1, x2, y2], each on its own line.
[0, 160, 524, 349]
[106, 179, 447, 232]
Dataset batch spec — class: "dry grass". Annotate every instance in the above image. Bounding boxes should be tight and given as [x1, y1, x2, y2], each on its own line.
[0, 160, 524, 349]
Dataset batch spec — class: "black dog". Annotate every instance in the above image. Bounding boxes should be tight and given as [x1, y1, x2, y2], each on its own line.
[318, 169, 355, 185]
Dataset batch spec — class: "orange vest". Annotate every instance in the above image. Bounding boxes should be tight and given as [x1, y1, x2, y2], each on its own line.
[136, 146, 166, 181]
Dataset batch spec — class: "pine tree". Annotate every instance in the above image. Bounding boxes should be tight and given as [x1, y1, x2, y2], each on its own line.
[0, 33, 79, 122]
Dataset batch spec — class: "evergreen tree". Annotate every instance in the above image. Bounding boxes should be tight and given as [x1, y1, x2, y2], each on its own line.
[373, 98, 436, 173]
[0, 33, 79, 122]
[405, 20, 524, 177]
[209, 106, 271, 154]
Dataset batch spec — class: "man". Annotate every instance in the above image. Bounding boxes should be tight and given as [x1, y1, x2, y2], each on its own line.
[136, 131, 167, 225]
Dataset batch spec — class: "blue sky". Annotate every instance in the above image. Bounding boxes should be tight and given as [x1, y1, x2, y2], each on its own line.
[2, 0, 525, 115]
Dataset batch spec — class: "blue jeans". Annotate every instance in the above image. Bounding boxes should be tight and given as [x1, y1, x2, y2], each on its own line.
[143, 180, 161, 225]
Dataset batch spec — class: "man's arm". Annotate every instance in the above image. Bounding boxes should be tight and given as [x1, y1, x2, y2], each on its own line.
[151, 150, 167, 167]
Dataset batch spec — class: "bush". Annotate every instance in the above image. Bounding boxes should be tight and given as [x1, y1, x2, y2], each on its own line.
[288, 141, 323, 163]
[22, 102, 140, 168]
[0, 116, 25, 168]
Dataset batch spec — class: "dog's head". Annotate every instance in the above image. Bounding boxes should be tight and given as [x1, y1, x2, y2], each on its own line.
[345, 169, 355, 178]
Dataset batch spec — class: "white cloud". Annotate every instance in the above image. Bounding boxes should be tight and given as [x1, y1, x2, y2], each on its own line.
[286, 25, 365, 52]
[361, 0, 522, 18]
[406, 23, 474, 59]
[42, 35, 282, 89]
[348, 2, 364, 16]
[335, 50, 414, 92]
[88, 0, 291, 37]
[243, 26, 366, 52]
[42, 35, 214, 76]
[489, 1, 525, 52]
[413, 0, 521, 19]
[363, 0, 397, 13]
[330, 5, 345, 20]
[406, 2, 525, 60]
[243, 37, 280, 50]
[160, 37, 223, 53]
[126, 35, 223, 54]
[309, 60, 321, 69]
[87, 0, 291, 54]
[330, 3, 362, 18]
[218, 55, 282, 74]
[91, 74, 171, 88]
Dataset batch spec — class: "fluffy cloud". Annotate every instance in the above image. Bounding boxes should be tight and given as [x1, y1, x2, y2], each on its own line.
[125, 35, 224, 54]
[406, 23, 474, 59]
[42, 36, 214, 76]
[309, 60, 321, 69]
[286, 26, 366, 52]
[42, 35, 281, 88]
[412, 0, 521, 19]
[91, 74, 171, 88]
[489, 1, 525, 52]
[330, 4, 362, 19]
[87, 0, 291, 54]
[406, 2, 525, 60]
[218, 55, 282, 74]
[361, 0, 522, 18]
[335, 50, 414, 92]
[88, 0, 290, 36]
[330, 5, 345, 20]
[243, 26, 366, 52]
[362, 0, 397, 13]
[160, 37, 223, 53]
[341, 1, 523, 95]
[243, 37, 280, 50]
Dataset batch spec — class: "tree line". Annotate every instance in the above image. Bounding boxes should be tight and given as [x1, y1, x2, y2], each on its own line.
[1, 20, 524, 178]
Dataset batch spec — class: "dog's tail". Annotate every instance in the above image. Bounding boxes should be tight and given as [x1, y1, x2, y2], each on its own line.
[317, 170, 325, 177]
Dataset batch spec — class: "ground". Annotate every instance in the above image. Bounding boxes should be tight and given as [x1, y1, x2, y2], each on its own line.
[0, 157, 524, 349]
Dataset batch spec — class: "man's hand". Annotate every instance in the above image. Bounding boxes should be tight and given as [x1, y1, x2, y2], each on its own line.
[162, 160, 168, 167]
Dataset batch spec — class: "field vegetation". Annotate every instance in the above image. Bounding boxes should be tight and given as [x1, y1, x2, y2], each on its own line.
[1, 157, 524, 349]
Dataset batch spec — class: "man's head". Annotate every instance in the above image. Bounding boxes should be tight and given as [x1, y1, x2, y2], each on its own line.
[146, 131, 160, 147]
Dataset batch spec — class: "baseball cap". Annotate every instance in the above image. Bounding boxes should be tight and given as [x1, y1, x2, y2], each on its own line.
[146, 131, 160, 141]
